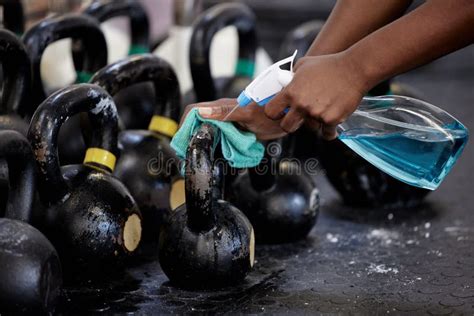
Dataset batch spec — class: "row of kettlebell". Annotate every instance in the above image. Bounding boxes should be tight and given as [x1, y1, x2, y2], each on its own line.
[0, 1, 433, 311]
[0, 0, 321, 246]
[0, 3, 280, 309]
[0, 53, 188, 312]
[0, 52, 256, 311]
[2, 0, 430, 211]
[0, 1, 172, 312]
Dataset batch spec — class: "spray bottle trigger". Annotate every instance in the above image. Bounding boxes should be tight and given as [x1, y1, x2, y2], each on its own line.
[277, 70, 293, 87]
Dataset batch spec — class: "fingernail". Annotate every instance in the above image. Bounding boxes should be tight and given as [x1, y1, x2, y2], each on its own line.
[198, 107, 213, 117]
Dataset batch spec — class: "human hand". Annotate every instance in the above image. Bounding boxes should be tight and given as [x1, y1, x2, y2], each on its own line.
[180, 98, 287, 141]
[265, 52, 368, 139]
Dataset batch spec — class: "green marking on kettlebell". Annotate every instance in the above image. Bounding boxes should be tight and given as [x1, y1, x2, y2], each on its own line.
[75, 71, 93, 84]
[235, 58, 255, 78]
[128, 44, 149, 55]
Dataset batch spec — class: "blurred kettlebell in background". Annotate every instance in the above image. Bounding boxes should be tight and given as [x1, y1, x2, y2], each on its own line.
[77, 0, 156, 130]
[90, 54, 184, 248]
[0, 29, 32, 216]
[23, 14, 108, 165]
[0, 29, 32, 135]
[0, 0, 24, 35]
[228, 138, 320, 244]
[0, 130, 62, 313]
[188, 3, 258, 107]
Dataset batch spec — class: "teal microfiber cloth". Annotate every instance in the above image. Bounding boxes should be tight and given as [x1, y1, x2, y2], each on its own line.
[170, 108, 264, 168]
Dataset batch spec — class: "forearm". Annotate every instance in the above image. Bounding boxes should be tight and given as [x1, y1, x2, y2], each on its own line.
[307, 0, 413, 56]
[347, 0, 474, 91]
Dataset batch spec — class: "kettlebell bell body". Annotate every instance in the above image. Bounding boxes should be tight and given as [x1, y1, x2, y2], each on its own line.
[229, 139, 320, 244]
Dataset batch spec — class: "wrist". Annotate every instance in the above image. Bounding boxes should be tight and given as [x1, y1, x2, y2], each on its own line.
[342, 44, 385, 94]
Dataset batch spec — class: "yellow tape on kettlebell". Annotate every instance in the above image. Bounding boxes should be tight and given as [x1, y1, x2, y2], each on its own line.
[83, 148, 116, 171]
[148, 115, 179, 138]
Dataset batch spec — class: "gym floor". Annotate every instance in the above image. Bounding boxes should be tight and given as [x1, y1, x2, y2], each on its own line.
[57, 44, 474, 315]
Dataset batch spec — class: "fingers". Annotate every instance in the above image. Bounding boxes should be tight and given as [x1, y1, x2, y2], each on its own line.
[264, 89, 291, 120]
[180, 103, 199, 126]
[180, 98, 240, 126]
[197, 98, 251, 122]
[321, 124, 338, 140]
[280, 108, 305, 133]
[305, 117, 322, 133]
[197, 104, 235, 120]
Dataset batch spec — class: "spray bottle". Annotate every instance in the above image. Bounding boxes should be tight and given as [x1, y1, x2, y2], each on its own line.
[226, 51, 469, 190]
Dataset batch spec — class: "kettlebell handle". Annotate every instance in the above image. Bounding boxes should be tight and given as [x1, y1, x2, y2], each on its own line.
[279, 20, 324, 62]
[0, 130, 36, 223]
[83, 0, 149, 52]
[0, 0, 25, 35]
[72, 0, 150, 72]
[0, 29, 31, 117]
[22, 14, 108, 106]
[186, 123, 219, 232]
[28, 84, 119, 205]
[190, 3, 257, 102]
[90, 54, 181, 132]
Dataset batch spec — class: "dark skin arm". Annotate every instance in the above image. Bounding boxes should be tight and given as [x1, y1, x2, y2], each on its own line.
[307, 0, 413, 55]
[188, 0, 474, 140]
[265, 0, 474, 139]
[185, 0, 412, 136]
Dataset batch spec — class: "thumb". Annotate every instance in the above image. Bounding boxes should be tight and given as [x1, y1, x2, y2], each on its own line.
[265, 88, 291, 120]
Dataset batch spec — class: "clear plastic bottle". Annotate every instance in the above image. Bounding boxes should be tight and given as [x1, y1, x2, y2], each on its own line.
[338, 95, 469, 190]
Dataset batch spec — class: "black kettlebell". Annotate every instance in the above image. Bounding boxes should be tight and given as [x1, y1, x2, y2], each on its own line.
[27, 84, 142, 268]
[0, 28, 31, 134]
[23, 14, 108, 165]
[227, 138, 320, 244]
[0, 29, 33, 216]
[75, 0, 155, 130]
[279, 20, 324, 62]
[90, 54, 183, 246]
[188, 2, 257, 106]
[0, 130, 62, 313]
[81, 0, 149, 55]
[0, 0, 24, 35]
[159, 123, 254, 288]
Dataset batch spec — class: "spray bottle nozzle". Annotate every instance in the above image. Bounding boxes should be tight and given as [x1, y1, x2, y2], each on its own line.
[237, 50, 298, 107]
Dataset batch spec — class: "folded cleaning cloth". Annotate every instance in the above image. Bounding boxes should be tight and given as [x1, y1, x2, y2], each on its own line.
[170, 108, 264, 168]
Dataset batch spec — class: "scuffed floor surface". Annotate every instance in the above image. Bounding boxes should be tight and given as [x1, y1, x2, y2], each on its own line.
[57, 46, 474, 315]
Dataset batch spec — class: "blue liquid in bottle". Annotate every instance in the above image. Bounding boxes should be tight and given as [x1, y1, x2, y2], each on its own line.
[337, 96, 469, 190]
